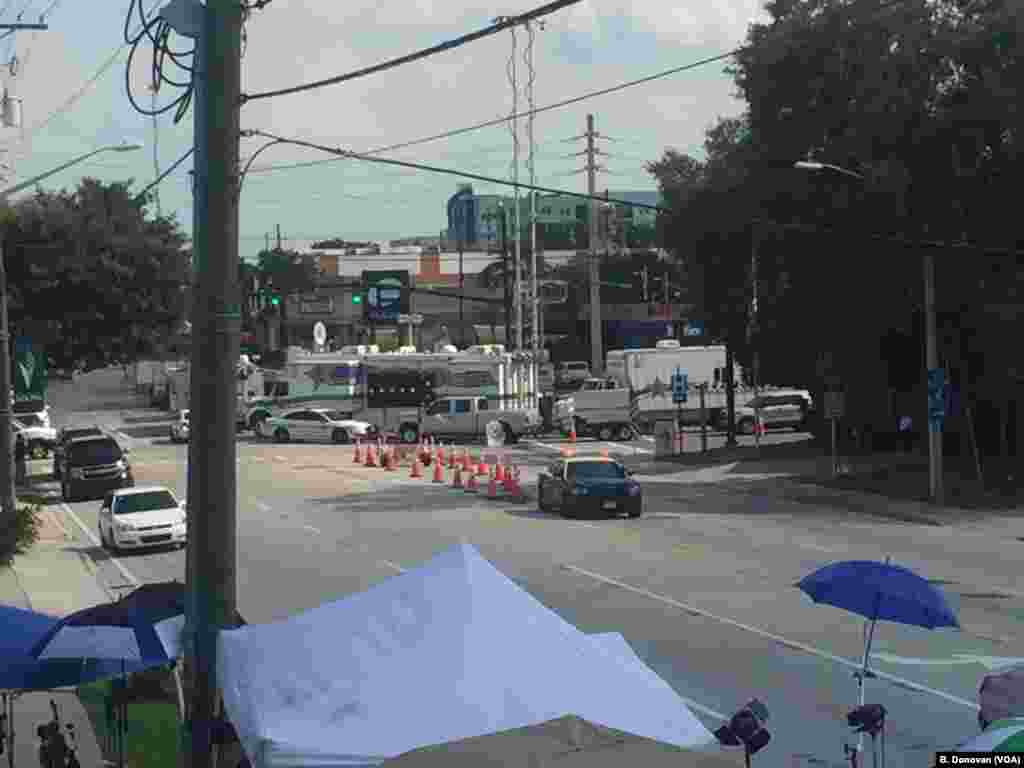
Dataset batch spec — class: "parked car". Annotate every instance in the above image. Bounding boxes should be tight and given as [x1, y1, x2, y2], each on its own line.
[735, 390, 813, 435]
[12, 418, 57, 459]
[98, 486, 186, 552]
[263, 408, 377, 444]
[53, 426, 106, 478]
[61, 435, 134, 502]
[170, 409, 190, 443]
[555, 361, 591, 390]
[537, 456, 642, 518]
[12, 399, 51, 430]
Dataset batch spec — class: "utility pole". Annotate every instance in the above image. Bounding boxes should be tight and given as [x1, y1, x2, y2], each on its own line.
[264, 232, 270, 252]
[750, 221, 761, 449]
[164, 0, 242, 763]
[276, 223, 282, 250]
[0, 20, 49, 543]
[501, 207, 511, 349]
[586, 114, 602, 375]
[725, 341, 738, 448]
[924, 249, 944, 505]
[458, 197, 466, 329]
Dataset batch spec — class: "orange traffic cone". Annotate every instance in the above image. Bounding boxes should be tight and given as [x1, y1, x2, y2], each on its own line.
[599, 448, 609, 458]
[432, 458, 445, 484]
[451, 465, 463, 489]
[477, 457, 488, 476]
[494, 462, 505, 483]
[465, 470, 478, 494]
[365, 444, 378, 468]
[410, 458, 423, 478]
[508, 465, 525, 503]
[448, 450, 457, 470]
[437, 443, 445, 466]
[569, 426, 577, 443]
[462, 448, 471, 471]
[353, 440, 363, 464]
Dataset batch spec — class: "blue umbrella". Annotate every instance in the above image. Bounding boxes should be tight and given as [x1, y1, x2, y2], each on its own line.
[29, 582, 186, 665]
[796, 558, 959, 757]
[0, 603, 148, 690]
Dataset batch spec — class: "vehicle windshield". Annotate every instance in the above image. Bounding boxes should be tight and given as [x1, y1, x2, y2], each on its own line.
[68, 441, 122, 466]
[63, 428, 102, 442]
[320, 410, 351, 422]
[744, 397, 766, 409]
[19, 414, 44, 427]
[567, 461, 626, 481]
[114, 490, 177, 515]
[12, 401, 45, 414]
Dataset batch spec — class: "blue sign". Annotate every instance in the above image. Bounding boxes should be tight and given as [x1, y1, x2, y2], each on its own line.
[927, 368, 946, 423]
[684, 321, 703, 337]
[672, 368, 688, 404]
[363, 270, 410, 324]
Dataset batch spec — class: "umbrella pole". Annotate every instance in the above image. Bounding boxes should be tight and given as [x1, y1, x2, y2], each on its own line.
[858, 615, 880, 758]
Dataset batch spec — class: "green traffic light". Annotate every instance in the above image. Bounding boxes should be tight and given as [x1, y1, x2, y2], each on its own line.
[270, 296, 280, 306]
[352, 295, 362, 304]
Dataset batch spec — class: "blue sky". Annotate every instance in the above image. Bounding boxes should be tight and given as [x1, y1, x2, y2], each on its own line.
[0, 0, 767, 261]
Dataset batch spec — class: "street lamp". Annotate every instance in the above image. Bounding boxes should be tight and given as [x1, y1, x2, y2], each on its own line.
[0, 140, 144, 520]
[795, 158, 944, 505]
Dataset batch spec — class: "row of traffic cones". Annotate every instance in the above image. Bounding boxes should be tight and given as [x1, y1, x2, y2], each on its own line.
[350, 439, 524, 502]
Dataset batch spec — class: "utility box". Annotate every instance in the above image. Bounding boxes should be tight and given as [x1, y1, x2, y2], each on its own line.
[655, 420, 679, 458]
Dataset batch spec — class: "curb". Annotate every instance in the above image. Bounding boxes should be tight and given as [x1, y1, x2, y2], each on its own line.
[768, 478, 947, 526]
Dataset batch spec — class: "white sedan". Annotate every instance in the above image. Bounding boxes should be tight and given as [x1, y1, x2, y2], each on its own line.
[98, 486, 187, 552]
[262, 407, 377, 444]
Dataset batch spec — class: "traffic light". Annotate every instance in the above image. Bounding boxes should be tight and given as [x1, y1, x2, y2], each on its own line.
[352, 294, 362, 305]
[269, 294, 280, 306]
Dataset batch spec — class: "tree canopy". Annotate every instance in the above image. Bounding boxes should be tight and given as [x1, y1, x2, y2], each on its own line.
[649, 0, 1021, 435]
[5, 178, 189, 366]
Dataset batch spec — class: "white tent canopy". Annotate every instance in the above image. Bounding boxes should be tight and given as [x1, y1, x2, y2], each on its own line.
[217, 543, 716, 768]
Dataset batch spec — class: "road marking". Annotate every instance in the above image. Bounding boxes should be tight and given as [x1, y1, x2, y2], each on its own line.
[59, 502, 140, 589]
[606, 441, 652, 455]
[255, 501, 272, 512]
[873, 653, 1024, 671]
[523, 440, 562, 453]
[303, 525, 322, 535]
[273, 455, 288, 462]
[563, 563, 979, 711]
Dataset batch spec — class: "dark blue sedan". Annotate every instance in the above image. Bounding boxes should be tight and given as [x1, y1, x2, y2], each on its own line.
[537, 457, 643, 518]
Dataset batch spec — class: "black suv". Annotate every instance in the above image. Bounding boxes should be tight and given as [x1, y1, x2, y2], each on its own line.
[53, 426, 106, 479]
[61, 436, 134, 502]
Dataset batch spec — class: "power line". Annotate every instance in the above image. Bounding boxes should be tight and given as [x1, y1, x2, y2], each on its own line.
[244, 0, 919, 177]
[239, 0, 584, 103]
[244, 48, 739, 177]
[243, 130, 667, 211]
[135, 146, 193, 201]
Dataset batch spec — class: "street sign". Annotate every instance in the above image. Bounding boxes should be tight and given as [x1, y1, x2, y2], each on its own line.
[363, 270, 410, 324]
[410, 313, 424, 326]
[824, 390, 845, 419]
[684, 321, 703, 337]
[398, 314, 410, 323]
[671, 368, 688, 404]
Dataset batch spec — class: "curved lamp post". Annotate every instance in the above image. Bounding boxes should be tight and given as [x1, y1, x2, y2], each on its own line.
[795, 158, 943, 505]
[0, 140, 144, 518]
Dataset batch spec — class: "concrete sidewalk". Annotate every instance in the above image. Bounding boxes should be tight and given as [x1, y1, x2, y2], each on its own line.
[1, 496, 112, 767]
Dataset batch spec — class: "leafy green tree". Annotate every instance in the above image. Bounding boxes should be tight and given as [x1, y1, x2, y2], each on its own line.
[255, 248, 320, 347]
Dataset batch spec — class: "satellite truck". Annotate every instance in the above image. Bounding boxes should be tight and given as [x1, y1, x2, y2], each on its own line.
[555, 340, 745, 436]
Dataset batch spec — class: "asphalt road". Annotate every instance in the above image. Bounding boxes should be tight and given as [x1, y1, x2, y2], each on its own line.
[45, 370, 1024, 767]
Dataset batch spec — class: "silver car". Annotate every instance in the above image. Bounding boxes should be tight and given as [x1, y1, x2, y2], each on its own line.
[736, 390, 812, 434]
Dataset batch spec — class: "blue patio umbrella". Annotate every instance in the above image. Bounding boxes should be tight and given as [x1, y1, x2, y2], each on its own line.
[796, 558, 959, 757]
[29, 582, 186, 666]
[0, 604, 147, 690]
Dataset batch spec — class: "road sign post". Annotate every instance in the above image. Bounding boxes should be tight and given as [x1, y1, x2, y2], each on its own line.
[824, 390, 845, 477]
[699, 384, 708, 454]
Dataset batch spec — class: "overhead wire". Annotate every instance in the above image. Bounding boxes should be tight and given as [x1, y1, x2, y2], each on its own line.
[239, 0, 584, 103]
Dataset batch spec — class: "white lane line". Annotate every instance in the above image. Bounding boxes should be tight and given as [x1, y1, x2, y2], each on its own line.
[563, 564, 979, 711]
[303, 525, 322, 535]
[255, 501, 272, 513]
[606, 442, 652, 455]
[523, 440, 563, 452]
[380, 559, 405, 573]
[60, 502, 140, 588]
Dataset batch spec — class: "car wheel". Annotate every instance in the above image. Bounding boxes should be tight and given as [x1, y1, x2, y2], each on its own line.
[597, 425, 614, 441]
[615, 424, 633, 441]
[502, 423, 517, 445]
[628, 500, 642, 518]
[738, 418, 755, 435]
[62, 481, 74, 503]
[331, 428, 350, 445]
[537, 482, 548, 513]
[559, 501, 576, 519]
[399, 424, 419, 444]
[274, 428, 290, 443]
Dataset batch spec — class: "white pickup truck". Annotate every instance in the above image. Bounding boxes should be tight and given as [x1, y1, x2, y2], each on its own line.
[419, 396, 542, 444]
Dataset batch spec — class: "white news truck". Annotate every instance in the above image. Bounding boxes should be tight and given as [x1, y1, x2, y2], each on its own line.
[604, 340, 746, 432]
[245, 344, 541, 444]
